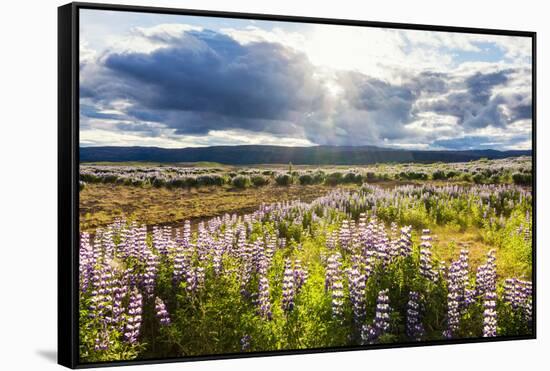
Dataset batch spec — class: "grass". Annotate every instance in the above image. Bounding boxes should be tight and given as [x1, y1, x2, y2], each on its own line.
[428, 225, 529, 279]
[79, 183, 359, 231]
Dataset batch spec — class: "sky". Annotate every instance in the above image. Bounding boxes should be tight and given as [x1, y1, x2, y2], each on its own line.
[79, 9, 533, 150]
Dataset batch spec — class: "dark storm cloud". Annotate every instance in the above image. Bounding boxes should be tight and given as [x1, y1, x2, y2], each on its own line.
[407, 71, 449, 94]
[80, 104, 124, 121]
[416, 69, 531, 130]
[349, 74, 416, 122]
[466, 70, 509, 105]
[82, 29, 325, 137]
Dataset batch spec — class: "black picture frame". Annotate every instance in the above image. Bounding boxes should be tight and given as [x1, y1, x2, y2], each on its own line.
[58, 2, 537, 368]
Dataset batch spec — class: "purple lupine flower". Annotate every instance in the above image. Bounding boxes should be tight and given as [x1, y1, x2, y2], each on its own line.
[361, 289, 391, 344]
[375, 231, 390, 266]
[186, 266, 206, 295]
[406, 291, 425, 341]
[282, 259, 295, 313]
[152, 225, 170, 255]
[444, 259, 462, 339]
[331, 279, 344, 318]
[325, 252, 342, 291]
[455, 247, 475, 307]
[339, 220, 351, 251]
[373, 289, 391, 333]
[363, 249, 376, 279]
[253, 240, 269, 276]
[481, 250, 497, 337]
[326, 231, 337, 250]
[172, 243, 188, 285]
[519, 280, 533, 323]
[142, 249, 158, 298]
[504, 278, 518, 307]
[257, 276, 272, 320]
[483, 290, 497, 337]
[239, 242, 253, 298]
[419, 229, 435, 281]
[79, 232, 95, 293]
[154, 297, 171, 325]
[476, 249, 497, 297]
[346, 264, 366, 325]
[293, 259, 307, 293]
[504, 278, 532, 324]
[387, 222, 400, 260]
[398, 226, 413, 257]
[88, 264, 115, 321]
[124, 288, 143, 344]
[240, 334, 251, 351]
[94, 327, 110, 351]
[111, 276, 128, 332]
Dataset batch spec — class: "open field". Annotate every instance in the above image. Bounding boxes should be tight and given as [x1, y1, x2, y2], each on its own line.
[79, 158, 533, 362]
[80, 183, 359, 231]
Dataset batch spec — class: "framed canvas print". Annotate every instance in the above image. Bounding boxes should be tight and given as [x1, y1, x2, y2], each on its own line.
[58, 2, 536, 368]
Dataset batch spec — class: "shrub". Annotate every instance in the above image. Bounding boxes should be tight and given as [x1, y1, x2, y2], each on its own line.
[298, 174, 314, 185]
[325, 172, 343, 186]
[312, 171, 326, 184]
[80, 173, 102, 183]
[490, 175, 501, 184]
[275, 173, 292, 186]
[232, 175, 251, 188]
[251, 175, 269, 187]
[168, 178, 186, 188]
[461, 173, 472, 182]
[446, 171, 459, 179]
[343, 172, 358, 183]
[103, 175, 119, 184]
[472, 173, 486, 184]
[197, 174, 226, 187]
[152, 177, 166, 188]
[183, 177, 198, 188]
[432, 170, 447, 180]
[512, 172, 532, 186]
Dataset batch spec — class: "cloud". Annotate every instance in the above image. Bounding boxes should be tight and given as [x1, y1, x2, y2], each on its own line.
[432, 134, 530, 150]
[80, 20, 532, 151]
[413, 68, 531, 131]
[82, 28, 326, 139]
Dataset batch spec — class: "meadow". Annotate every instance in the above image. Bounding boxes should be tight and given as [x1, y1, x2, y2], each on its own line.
[79, 157, 533, 362]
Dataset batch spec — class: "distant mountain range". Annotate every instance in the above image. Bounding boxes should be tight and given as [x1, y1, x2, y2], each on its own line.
[80, 145, 531, 165]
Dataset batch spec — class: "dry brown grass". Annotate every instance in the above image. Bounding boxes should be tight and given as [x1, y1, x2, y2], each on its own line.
[79, 183, 359, 231]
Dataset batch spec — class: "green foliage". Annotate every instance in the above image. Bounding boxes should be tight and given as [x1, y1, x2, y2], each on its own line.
[299, 174, 314, 185]
[325, 172, 343, 186]
[232, 175, 252, 189]
[251, 175, 270, 187]
[275, 173, 293, 186]
[512, 172, 532, 186]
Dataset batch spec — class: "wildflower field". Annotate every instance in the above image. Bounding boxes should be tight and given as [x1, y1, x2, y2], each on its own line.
[79, 158, 533, 363]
